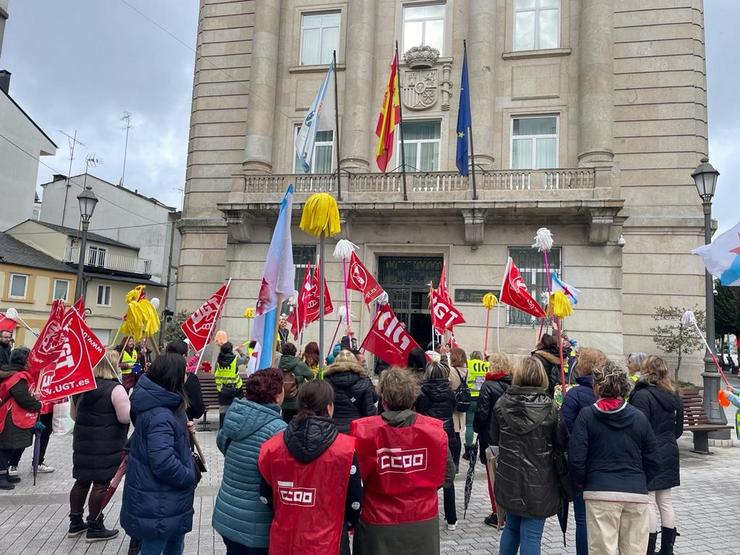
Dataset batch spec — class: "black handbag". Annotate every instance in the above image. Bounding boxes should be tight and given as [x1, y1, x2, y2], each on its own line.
[553, 449, 576, 501]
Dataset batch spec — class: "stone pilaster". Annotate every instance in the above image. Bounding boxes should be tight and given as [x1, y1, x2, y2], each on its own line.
[243, 0, 282, 173]
[339, 0, 377, 172]
[467, 0, 496, 169]
[578, 0, 614, 164]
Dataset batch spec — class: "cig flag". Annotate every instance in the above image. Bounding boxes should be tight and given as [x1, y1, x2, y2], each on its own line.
[361, 304, 421, 367]
[295, 60, 336, 173]
[500, 257, 546, 319]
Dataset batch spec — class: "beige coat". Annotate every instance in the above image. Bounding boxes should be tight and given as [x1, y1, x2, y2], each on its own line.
[449, 365, 467, 432]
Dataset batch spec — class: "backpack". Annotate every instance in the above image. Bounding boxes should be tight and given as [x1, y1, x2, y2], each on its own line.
[452, 367, 471, 412]
[282, 369, 299, 400]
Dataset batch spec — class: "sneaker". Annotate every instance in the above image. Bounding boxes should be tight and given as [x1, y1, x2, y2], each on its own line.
[484, 513, 499, 527]
[7, 466, 18, 477]
[6, 471, 20, 484]
[37, 463, 55, 474]
[447, 522, 457, 531]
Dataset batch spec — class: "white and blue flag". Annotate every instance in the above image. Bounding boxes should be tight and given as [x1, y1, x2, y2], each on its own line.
[693, 220, 740, 286]
[295, 60, 336, 173]
[551, 272, 580, 305]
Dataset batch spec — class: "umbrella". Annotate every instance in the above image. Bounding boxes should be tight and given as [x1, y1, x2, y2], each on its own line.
[32, 420, 45, 486]
[485, 447, 505, 530]
[557, 496, 569, 546]
[98, 452, 129, 516]
[462, 440, 479, 518]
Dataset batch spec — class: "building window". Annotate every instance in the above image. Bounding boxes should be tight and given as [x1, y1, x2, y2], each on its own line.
[293, 245, 317, 292]
[403, 3, 446, 54]
[399, 121, 441, 172]
[300, 12, 340, 66]
[294, 128, 334, 174]
[53, 279, 70, 301]
[9, 274, 28, 299]
[96, 284, 112, 307]
[514, 0, 560, 51]
[507, 246, 561, 326]
[511, 116, 558, 169]
[87, 246, 107, 267]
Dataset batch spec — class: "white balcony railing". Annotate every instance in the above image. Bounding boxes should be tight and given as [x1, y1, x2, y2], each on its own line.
[64, 247, 152, 275]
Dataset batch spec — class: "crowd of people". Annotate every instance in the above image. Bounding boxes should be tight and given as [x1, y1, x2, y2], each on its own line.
[0, 324, 733, 555]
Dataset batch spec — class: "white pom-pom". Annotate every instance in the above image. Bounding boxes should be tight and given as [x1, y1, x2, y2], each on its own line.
[338, 305, 354, 323]
[5, 307, 18, 320]
[150, 297, 160, 310]
[532, 228, 554, 252]
[681, 310, 696, 327]
[333, 239, 358, 261]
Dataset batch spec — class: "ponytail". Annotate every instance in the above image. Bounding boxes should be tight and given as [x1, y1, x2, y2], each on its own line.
[294, 380, 334, 422]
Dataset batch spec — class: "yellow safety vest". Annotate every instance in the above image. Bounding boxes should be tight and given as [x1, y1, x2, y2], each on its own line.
[120, 349, 138, 375]
[466, 359, 490, 398]
[214, 357, 242, 392]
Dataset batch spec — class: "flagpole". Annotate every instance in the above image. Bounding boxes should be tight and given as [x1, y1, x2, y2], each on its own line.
[333, 50, 342, 201]
[195, 278, 232, 374]
[463, 40, 478, 201]
[395, 41, 408, 202]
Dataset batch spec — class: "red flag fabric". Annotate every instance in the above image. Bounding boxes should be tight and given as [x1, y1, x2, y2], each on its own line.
[438, 263, 451, 302]
[287, 263, 312, 339]
[287, 262, 334, 339]
[361, 304, 421, 367]
[346, 252, 385, 305]
[180, 282, 230, 352]
[73, 297, 86, 319]
[40, 308, 103, 402]
[500, 257, 546, 319]
[27, 300, 68, 380]
[0, 312, 17, 332]
[429, 287, 466, 335]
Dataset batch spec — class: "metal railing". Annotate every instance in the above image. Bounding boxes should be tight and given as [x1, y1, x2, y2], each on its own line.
[64, 247, 152, 275]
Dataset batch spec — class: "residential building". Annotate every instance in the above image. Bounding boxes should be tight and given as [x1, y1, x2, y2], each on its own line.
[40, 173, 181, 310]
[179, 0, 709, 383]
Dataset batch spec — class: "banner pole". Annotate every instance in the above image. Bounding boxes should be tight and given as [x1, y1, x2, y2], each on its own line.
[463, 40, 478, 201]
[395, 41, 408, 201]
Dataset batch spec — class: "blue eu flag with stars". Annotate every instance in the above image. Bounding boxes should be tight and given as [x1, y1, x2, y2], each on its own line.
[455, 48, 472, 176]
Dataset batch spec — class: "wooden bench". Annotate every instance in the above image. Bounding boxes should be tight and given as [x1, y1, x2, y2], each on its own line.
[680, 389, 733, 454]
[196, 371, 248, 431]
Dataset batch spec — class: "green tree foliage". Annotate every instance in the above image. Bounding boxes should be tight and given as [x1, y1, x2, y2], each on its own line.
[714, 282, 740, 344]
[650, 305, 705, 381]
[161, 310, 189, 345]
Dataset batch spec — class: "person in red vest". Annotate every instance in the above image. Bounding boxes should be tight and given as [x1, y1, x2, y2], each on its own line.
[258, 380, 362, 555]
[351, 367, 453, 555]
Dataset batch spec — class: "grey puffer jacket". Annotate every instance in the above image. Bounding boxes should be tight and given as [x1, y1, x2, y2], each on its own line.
[490, 385, 562, 519]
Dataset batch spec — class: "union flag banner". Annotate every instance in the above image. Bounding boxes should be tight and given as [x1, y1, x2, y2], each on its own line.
[287, 264, 312, 338]
[73, 297, 86, 319]
[500, 257, 546, 319]
[361, 304, 421, 367]
[180, 281, 230, 351]
[27, 300, 68, 381]
[40, 308, 103, 402]
[429, 287, 466, 335]
[375, 50, 401, 172]
[287, 262, 334, 338]
[346, 252, 385, 305]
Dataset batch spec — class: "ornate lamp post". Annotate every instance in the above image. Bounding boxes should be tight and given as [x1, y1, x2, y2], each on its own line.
[74, 186, 99, 301]
[691, 158, 726, 426]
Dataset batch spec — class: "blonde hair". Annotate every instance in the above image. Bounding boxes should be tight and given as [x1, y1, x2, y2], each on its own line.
[640, 355, 675, 393]
[593, 360, 631, 399]
[512, 356, 547, 388]
[487, 353, 513, 375]
[94, 351, 120, 380]
[576, 348, 608, 377]
[378, 367, 420, 411]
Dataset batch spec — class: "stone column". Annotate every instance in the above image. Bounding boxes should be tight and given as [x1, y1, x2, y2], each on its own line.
[339, 0, 377, 172]
[243, 0, 282, 173]
[578, 0, 614, 164]
[467, 0, 496, 168]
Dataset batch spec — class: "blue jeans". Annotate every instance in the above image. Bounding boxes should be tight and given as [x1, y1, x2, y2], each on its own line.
[573, 493, 588, 555]
[499, 513, 545, 555]
[140, 535, 185, 555]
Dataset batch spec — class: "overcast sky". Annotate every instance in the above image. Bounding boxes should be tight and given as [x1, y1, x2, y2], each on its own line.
[0, 0, 737, 231]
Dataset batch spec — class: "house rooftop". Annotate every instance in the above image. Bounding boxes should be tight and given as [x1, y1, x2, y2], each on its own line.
[0, 232, 74, 274]
[25, 220, 138, 250]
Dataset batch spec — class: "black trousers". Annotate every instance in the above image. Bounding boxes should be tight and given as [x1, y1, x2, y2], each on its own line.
[222, 537, 268, 555]
[0, 448, 14, 471]
[39, 412, 53, 464]
[8, 447, 24, 467]
[443, 483, 457, 525]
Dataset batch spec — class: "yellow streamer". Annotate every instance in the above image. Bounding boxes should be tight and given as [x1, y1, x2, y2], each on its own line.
[549, 290, 574, 319]
[482, 293, 498, 310]
[120, 285, 160, 340]
[299, 193, 341, 238]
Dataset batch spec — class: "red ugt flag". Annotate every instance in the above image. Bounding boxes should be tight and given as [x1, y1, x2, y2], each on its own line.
[500, 257, 546, 319]
[361, 304, 421, 367]
[287, 262, 334, 339]
[181, 282, 230, 351]
[346, 252, 385, 305]
[40, 308, 104, 402]
[27, 300, 68, 381]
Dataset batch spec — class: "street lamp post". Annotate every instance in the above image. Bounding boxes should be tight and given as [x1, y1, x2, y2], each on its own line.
[691, 158, 726, 427]
[74, 186, 99, 302]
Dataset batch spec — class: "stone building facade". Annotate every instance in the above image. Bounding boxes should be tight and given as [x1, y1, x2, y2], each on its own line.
[179, 0, 709, 383]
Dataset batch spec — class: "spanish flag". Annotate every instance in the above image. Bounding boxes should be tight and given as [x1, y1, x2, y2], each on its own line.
[375, 50, 401, 172]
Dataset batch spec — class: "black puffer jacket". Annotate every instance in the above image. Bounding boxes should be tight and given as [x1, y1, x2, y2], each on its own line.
[416, 378, 456, 437]
[490, 385, 561, 519]
[629, 381, 684, 490]
[324, 360, 377, 433]
[284, 416, 338, 463]
[474, 372, 511, 461]
[532, 348, 564, 396]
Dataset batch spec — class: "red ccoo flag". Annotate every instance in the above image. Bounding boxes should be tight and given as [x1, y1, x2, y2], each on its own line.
[181, 282, 230, 352]
[500, 257, 546, 319]
[361, 304, 421, 367]
[346, 252, 385, 305]
[27, 300, 68, 381]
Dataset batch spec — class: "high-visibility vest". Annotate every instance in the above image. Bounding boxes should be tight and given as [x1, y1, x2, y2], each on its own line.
[214, 357, 242, 392]
[466, 359, 490, 398]
[120, 349, 138, 375]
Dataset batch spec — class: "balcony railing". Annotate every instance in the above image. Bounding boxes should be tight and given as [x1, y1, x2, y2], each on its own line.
[64, 247, 152, 275]
[233, 168, 597, 200]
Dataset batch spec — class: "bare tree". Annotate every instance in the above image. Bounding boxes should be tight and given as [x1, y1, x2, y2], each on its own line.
[650, 306, 705, 382]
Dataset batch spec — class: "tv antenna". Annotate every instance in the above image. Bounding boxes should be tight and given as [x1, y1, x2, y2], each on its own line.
[58, 130, 86, 226]
[83, 153, 102, 189]
[119, 112, 133, 187]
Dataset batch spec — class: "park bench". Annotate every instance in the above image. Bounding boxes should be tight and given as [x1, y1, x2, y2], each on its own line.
[679, 389, 733, 454]
[197, 372, 220, 430]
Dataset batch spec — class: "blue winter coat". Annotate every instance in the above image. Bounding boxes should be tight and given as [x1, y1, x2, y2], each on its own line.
[121, 375, 196, 541]
[560, 375, 596, 433]
[212, 399, 286, 549]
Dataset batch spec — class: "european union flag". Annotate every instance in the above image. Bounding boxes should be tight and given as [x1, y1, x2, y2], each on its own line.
[455, 47, 472, 176]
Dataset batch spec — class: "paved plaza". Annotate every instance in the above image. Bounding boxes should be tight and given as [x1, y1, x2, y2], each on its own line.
[0, 408, 738, 555]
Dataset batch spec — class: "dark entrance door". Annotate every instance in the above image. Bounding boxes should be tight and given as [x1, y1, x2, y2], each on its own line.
[377, 256, 444, 349]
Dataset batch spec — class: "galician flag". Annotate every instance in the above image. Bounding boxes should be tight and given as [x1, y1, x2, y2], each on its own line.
[253, 187, 296, 369]
[692, 220, 740, 286]
[295, 59, 336, 173]
[551, 273, 580, 305]
[375, 50, 401, 172]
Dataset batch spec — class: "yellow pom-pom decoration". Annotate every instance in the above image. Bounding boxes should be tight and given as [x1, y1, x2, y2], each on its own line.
[548, 290, 574, 319]
[120, 285, 160, 340]
[243, 307, 255, 319]
[214, 330, 228, 346]
[482, 293, 498, 310]
[300, 193, 341, 238]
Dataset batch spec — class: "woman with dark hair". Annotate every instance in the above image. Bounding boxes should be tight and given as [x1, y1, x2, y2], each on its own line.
[302, 341, 321, 377]
[121, 353, 196, 555]
[167, 341, 204, 422]
[406, 347, 427, 382]
[532, 334, 564, 396]
[258, 381, 361, 555]
[324, 350, 377, 433]
[629, 355, 684, 555]
[278, 342, 314, 423]
[213, 368, 287, 554]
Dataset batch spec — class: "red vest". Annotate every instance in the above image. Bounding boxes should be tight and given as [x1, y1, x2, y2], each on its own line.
[258, 431, 355, 555]
[0, 371, 39, 433]
[350, 413, 448, 525]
